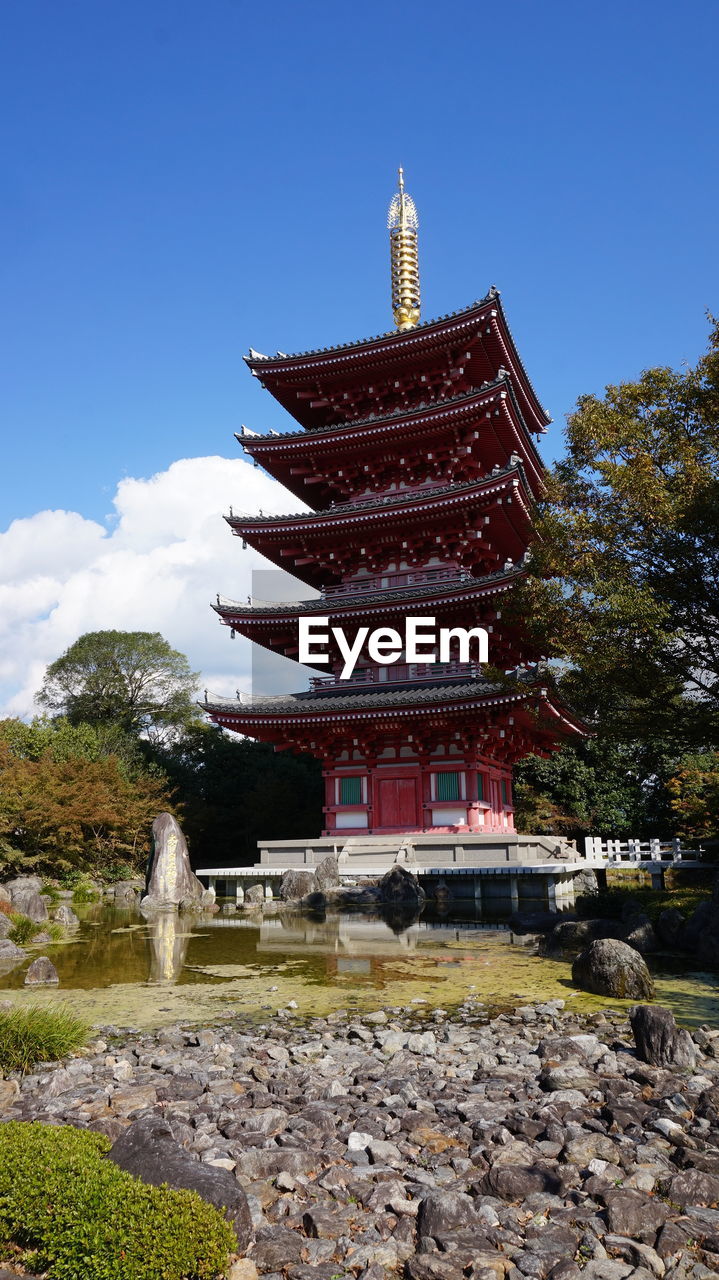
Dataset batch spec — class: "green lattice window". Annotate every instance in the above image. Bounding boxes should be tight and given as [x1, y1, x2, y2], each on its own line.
[476, 772, 485, 803]
[501, 778, 510, 806]
[435, 771, 461, 801]
[340, 776, 362, 805]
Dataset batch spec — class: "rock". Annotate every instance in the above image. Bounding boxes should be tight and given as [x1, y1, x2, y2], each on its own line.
[623, 916, 657, 954]
[0, 939, 26, 970]
[10, 889, 48, 922]
[655, 907, 685, 949]
[574, 868, 600, 897]
[378, 864, 426, 908]
[417, 1190, 480, 1239]
[0, 915, 12, 940]
[572, 938, 655, 1000]
[279, 869, 315, 901]
[680, 900, 719, 966]
[5, 875, 42, 896]
[541, 919, 623, 954]
[228, 1261, 259, 1280]
[107, 1115, 252, 1250]
[600, 1188, 670, 1242]
[251, 1229, 303, 1271]
[666, 1168, 719, 1208]
[244, 884, 265, 905]
[0, 883, 11, 904]
[52, 904, 79, 927]
[314, 854, 340, 892]
[0, 1079, 20, 1110]
[113, 883, 138, 905]
[630, 1004, 697, 1071]
[141, 812, 205, 910]
[24, 956, 59, 985]
[471, 1164, 566, 1200]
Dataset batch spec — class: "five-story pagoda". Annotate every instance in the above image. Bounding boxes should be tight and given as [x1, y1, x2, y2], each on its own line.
[205, 172, 585, 836]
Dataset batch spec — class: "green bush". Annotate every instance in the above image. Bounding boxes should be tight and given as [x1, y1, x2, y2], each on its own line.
[47, 921, 65, 942]
[7, 913, 43, 945]
[71, 880, 99, 904]
[0, 1122, 235, 1280]
[0, 1004, 90, 1073]
[40, 883, 61, 904]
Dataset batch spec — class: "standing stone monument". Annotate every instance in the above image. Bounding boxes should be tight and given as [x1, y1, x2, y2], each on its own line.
[142, 813, 205, 911]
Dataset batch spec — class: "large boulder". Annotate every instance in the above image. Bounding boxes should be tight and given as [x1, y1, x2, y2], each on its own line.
[314, 854, 340, 892]
[5, 875, 42, 896]
[142, 813, 204, 911]
[279, 869, 315, 901]
[24, 956, 59, 986]
[107, 1115, 252, 1251]
[630, 1004, 697, 1071]
[0, 914, 13, 939]
[113, 882, 139, 906]
[9, 889, 48, 923]
[0, 883, 11, 905]
[572, 937, 655, 1000]
[378, 864, 425, 908]
[244, 883, 265, 905]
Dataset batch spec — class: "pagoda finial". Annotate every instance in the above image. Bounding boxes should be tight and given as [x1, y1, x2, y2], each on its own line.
[388, 167, 420, 331]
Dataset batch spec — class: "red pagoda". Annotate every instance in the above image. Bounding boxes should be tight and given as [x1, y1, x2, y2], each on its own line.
[205, 171, 585, 837]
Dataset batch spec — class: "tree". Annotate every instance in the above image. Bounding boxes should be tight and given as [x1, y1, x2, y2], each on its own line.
[513, 738, 677, 840]
[667, 752, 719, 841]
[0, 718, 173, 877]
[513, 317, 719, 747]
[155, 725, 323, 865]
[37, 631, 200, 744]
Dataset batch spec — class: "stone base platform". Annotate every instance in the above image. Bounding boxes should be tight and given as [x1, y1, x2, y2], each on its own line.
[196, 833, 605, 913]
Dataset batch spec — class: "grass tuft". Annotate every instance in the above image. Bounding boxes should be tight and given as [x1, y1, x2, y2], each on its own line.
[7, 914, 43, 945]
[0, 1003, 90, 1074]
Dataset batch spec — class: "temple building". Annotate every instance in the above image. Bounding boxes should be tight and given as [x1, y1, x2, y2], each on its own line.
[204, 171, 585, 837]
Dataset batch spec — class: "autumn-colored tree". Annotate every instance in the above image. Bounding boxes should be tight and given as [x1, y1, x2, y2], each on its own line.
[667, 752, 719, 842]
[0, 719, 173, 877]
[513, 317, 719, 746]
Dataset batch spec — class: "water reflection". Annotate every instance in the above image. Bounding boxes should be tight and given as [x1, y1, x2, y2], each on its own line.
[146, 911, 191, 984]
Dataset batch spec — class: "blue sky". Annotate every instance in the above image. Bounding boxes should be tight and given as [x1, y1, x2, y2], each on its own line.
[0, 1, 717, 715]
[2, 0, 717, 525]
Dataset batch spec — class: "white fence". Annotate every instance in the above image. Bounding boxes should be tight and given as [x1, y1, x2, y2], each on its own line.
[584, 836, 704, 867]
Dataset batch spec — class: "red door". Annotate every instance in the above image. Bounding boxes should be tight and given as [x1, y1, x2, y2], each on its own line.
[376, 777, 418, 828]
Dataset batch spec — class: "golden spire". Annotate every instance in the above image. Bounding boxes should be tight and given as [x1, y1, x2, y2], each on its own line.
[388, 166, 420, 331]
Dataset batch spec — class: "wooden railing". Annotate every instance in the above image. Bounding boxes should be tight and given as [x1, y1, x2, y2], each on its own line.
[309, 660, 485, 690]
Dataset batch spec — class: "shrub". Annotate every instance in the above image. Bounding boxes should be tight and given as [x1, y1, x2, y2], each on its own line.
[71, 880, 99, 903]
[0, 1004, 90, 1073]
[7, 914, 43, 945]
[0, 899, 13, 916]
[47, 922, 65, 942]
[0, 1122, 234, 1280]
[40, 883, 61, 904]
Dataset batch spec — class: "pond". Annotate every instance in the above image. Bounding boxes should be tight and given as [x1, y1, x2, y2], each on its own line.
[1, 903, 717, 1031]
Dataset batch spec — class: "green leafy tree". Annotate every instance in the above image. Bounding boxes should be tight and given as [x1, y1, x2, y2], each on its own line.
[513, 738, 677, 840]
[513, 317, 719, 746]
[155, 725, 323, 865]
[37, 631, 200, 744]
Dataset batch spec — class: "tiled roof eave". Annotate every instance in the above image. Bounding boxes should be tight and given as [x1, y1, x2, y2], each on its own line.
[226, 467, 530, 534]
[213, 567, 523, 618]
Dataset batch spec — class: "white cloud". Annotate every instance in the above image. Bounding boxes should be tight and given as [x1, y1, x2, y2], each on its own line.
[0, 455, 308, 719]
